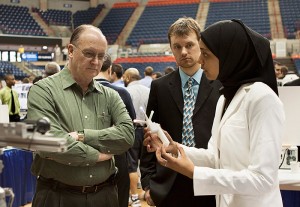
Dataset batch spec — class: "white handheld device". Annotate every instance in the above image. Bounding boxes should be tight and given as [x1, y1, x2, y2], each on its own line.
[134, 107, 170, 147]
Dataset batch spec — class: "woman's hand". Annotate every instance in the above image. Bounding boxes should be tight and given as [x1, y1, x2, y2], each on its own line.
[156, 144, 194, 179]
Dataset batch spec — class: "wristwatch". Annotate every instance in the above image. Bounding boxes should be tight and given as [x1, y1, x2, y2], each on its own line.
[77, 130, 85, 142]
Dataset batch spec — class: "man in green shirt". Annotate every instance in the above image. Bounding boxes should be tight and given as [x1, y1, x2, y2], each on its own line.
[0, 74, 21, 122]
[27, 25, 134, 207]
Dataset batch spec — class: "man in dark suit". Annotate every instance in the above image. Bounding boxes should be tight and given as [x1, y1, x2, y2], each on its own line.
[284, 77, 300, 86]
[140, 17, 222, 207]
[94, 54, 136, 207]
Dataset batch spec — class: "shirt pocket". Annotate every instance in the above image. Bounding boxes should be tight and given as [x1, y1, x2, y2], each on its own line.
[97, 113, 112, 128]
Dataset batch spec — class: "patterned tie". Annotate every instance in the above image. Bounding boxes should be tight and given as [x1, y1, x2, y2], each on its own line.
[182, 77, 196, 147]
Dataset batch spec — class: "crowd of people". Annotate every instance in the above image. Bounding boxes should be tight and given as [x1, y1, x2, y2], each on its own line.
[0, 16, 299, 207]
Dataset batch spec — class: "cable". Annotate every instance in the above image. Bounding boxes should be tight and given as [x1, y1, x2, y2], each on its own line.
[279, 148, 289, 169]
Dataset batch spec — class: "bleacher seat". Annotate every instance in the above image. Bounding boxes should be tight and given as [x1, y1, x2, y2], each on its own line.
[279, 0, 300, 39]
[38, 9, 72, 26]
[0, 61, 28, 80]
[99, 3, 137, 45]
[73, 4, 105, 28]
[0, 4, 46, 36]
[126, 1, 199, 47]
[206, 0, 271, 39]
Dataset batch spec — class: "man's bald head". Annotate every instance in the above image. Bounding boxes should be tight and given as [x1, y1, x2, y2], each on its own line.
[123, 68, 141, 86]
[44, 62, 61, 77]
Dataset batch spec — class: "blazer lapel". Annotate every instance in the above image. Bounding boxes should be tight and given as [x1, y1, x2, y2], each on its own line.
[212, 96, 225, 169]
[218, 86, 247, 130]
[168, 70, 184, 115]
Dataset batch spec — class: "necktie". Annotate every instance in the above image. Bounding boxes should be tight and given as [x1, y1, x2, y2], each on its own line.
[182, 78, 196, 147]
[11, 90, 15, 114]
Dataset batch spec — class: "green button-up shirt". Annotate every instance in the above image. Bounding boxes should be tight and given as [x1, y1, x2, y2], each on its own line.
[0, 86, 20, 115]
[27, 67, 134, 186]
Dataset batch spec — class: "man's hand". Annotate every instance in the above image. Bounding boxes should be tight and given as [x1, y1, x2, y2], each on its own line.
[97, 153, 113, 162]
[68, 131, 79, 141]
[143, 128, 178, 155]
[69, 132, 113, 162]
[144, 189, 155, 206]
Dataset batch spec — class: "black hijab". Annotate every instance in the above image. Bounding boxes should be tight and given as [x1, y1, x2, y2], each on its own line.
[201, 19, 278, 103]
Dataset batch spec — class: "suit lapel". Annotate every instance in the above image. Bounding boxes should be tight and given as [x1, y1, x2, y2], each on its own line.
[193, 75, 213, 115]
[168, 70, 184, 114]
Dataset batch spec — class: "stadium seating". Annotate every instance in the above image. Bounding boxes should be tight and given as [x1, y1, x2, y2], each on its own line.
[73, 4, 105, 29]
[206, 0, 271, 39]
[126, 1, 199, 47]
[279, 0, 300, 39]
[38, 9, 72, 26]
[99, 3, 137, 45]
[0, 4, 46, 36]
[0, 61, 28, 80]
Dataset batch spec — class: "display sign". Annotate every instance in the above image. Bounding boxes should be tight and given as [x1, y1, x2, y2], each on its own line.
[37, 53, 53, 61]
[21, 52, 38, 62]
[13, 83, 32, 110]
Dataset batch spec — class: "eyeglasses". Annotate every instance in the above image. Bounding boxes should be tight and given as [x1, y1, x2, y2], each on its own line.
[71, 44, 107, 61]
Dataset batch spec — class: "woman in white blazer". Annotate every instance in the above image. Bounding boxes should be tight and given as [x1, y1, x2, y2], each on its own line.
[145, 19, 285, 207]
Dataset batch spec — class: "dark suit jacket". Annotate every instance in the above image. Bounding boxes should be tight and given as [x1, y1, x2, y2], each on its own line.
[95, 78, 136, 207]
[284, 78, 300, 86]
[140, 69, 222, 207]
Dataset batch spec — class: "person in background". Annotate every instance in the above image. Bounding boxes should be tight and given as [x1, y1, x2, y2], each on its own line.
[28, 75, 35, 83]
[22, 77, 30, 83]
[62, 46, 69, 61]
[123, 68, 150, 207]
[32, 76, 43, 84]
[149, 19, 285, 207]
[18, 44, 25, 62]
[284, 74, 300, 86]
[152, 71, 163, 79]
[44, 61, 61, 77]
[274, 61, 288, 86]
[274, 60, 283, 79]
[0, 74, 21, 122]
[139, 66, 153, 88]
[27, 24, 134, 207]
[111, 63, 125, 88]
[94, 53, 136, 207]
[54, 44, 61, 62]
[140, 17, 221, 207]
[164, 66, 175, 75]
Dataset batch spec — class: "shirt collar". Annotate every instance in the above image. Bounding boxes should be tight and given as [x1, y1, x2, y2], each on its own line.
[61, 66, 103, 93]
[179, 67, 203, 88]
[128, 80, 140, 86]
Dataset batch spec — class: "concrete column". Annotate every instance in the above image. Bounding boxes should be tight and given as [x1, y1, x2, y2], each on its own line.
[39, 0, 48, 11]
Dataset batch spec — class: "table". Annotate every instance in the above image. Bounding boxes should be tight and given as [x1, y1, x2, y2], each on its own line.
[279, 169, 300, 207]
[0, 148, 36, 207]
[279, 169, 300, 190]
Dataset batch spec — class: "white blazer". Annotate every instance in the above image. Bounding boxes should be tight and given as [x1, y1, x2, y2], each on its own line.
[183, 82, 285, 207]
